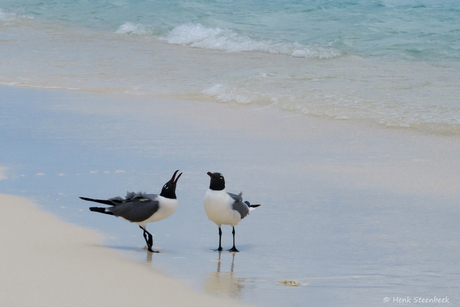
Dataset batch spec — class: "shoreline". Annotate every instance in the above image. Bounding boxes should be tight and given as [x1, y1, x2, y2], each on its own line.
[0, 193, 248, 307]
[2, 85, 459, 306]
[2, 82, 460, 138]
[38, 85, 459, 198]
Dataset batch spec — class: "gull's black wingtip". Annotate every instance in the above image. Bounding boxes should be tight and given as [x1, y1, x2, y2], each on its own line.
[79, 197, 114, 205]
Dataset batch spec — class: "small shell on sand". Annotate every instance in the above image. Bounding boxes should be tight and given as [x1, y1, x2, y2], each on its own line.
[279, 280, 299, 287]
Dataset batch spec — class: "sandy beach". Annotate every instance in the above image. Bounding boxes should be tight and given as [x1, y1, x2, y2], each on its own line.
[2, 86, 459, 306]
[0, 193, 248, 307]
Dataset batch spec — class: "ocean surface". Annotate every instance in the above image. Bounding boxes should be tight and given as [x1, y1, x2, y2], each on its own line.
[1, 0, 460, 134]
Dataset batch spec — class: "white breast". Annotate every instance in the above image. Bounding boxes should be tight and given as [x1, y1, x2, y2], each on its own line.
[137, 196, 178, 227]
[203, 189, 241, 227]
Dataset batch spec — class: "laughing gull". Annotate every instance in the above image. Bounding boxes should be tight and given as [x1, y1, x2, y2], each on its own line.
[204, 172, 261, 252]
[80, 170, 182, 253]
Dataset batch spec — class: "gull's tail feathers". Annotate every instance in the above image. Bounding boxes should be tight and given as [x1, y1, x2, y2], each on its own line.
[89, 207, 114, 215]
[244, 201, 261, 211]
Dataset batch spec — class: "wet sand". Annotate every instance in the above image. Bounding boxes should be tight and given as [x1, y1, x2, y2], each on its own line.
[1, 86, 459, 306]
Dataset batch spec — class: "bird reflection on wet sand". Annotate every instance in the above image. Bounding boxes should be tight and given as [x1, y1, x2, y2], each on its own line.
[204, 251, 246, 299]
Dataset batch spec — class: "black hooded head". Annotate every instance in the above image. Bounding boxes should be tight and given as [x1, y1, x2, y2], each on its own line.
[207, 172, 225, 191]
[160, 170, 182, 199]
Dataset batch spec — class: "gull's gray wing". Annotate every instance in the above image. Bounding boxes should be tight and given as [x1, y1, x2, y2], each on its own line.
[110, 196, 159, 222]
[228, 192, 249, 219]
[228, 192, 243, 202]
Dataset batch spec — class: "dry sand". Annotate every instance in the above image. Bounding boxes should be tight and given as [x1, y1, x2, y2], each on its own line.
[0, 194, 247, 307]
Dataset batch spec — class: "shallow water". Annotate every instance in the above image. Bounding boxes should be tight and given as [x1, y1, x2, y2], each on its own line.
[1, 1, 460, 134]
[2, 86, 459, 306]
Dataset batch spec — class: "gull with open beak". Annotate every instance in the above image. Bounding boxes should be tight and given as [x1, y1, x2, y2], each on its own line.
[80, 170, 182, 253]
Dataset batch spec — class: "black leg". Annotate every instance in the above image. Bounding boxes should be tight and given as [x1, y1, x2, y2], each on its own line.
[217, 227, 223, 251]
[228, 227, 239, 252]
[147, 230, 153, 249]
[141, 225, 149, 245]
[139, 226, 158, 253]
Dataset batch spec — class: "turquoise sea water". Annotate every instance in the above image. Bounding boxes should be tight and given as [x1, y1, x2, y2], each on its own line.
[1, 0, 460, 134]
[2, 0, 459, 62]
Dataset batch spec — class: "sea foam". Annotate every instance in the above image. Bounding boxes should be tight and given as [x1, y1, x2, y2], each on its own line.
[115, 21, 340, 58]
[116, 22, 153, 35]
[163, 23, 340, 59]
[0, 9, 26, 25]
[0, 9, 15, 22]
